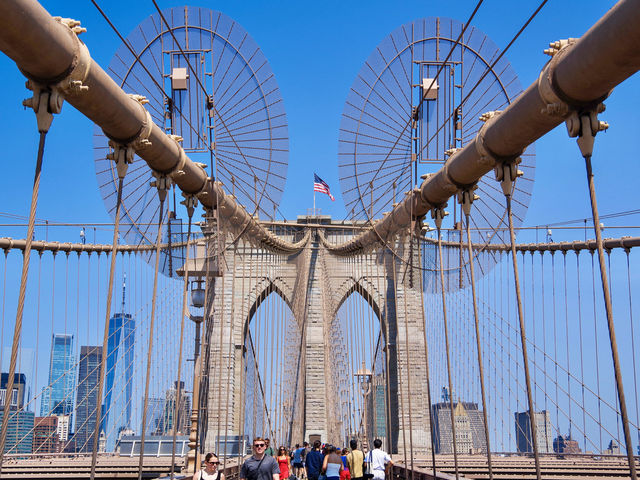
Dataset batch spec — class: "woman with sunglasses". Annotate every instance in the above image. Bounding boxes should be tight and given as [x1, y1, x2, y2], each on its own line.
[277, 446, 292, 480]
[195, 452, 225, 480]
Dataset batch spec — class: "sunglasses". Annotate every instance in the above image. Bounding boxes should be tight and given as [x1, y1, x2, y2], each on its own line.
[207, 461, 220, 465]
[254, 443, 266, 448]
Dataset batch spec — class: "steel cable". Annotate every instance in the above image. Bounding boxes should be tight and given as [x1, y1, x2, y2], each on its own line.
[90, 175, 125, 479]
[583, 154, 637, 480]
[136, 198, 168, 478]
[436, 227, 460, 480]
[505, 194, 541, 480]
[464, 210, 494, 479]
[0, 131, 47, 469]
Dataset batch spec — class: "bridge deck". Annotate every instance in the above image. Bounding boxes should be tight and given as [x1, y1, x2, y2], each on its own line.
[0, 456, 243, 480]
[395, 455, 639, 479]
[0, 456, 182, 479]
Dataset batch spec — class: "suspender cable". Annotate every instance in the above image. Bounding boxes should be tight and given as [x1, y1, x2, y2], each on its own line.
[497, 158, 541, 480]
[575, 252, 587, 452]
[551, 253, 559, 431]
[0, 252, 6, 373]
[563, 252, 572, 437]
[417, 238, 438, 478]
[625, 248, 640, 460]
[0, 127, 48, 469]
[582, 152, 637, 479]
[137, 189, 167, 479]
[169, 212, 194, 478]
[590, 251, 603, 451]
[460, 190, 493, 479]
[434, 210, 459, 480]
[91, 173, 126, 479]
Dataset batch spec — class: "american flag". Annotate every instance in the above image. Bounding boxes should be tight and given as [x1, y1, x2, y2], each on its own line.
[314, 173, 335, 201]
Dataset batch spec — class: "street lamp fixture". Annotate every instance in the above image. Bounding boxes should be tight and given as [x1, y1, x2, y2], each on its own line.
[354, 363, 372, 396]
[187, 276, 206, 473]
[190, 278, 205, 309]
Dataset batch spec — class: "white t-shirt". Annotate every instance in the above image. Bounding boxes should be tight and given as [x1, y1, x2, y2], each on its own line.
[195, 470, 220, 480]
[365, 449, 391, 479]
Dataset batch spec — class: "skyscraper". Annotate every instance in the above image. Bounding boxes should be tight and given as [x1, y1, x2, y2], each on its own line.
[40, 334, 75, 418]
[432, 401, 487, 454]
[33, 416, 60, 454]
[142, 397, 164, 436]
[74, 345, 102, 453]
[103, 276, 135, 451]
[0, 372, 34, 454]
[514, 410, 554, 453]
[0, 372, 27, 409]
[157, 381, 191, 436]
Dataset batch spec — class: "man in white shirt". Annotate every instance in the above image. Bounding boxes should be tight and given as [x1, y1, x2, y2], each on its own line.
[364, 439, 393, 480]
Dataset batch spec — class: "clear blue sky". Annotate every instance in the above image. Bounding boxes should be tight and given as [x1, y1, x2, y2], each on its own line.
[0, 1, 639, 450]
[0, 0, 638, 244]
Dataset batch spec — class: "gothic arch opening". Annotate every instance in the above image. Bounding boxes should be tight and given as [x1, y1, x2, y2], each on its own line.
[330, 284, 389, 448]
[242, 287, 301, 449]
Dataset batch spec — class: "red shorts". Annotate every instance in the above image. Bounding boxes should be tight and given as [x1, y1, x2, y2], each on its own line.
[340, 470, 351, 480]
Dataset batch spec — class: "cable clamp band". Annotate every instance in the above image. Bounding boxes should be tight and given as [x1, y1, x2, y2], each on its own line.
[538, 40, 574, 117]
[106, 141, 134, 180]
[180, 192, 199, 218]
[53, 21, 91, 97]
[494, 157, 523, 197]
[430, 206, 449, 231]
[128, 95, 153, 149]
[150, 170, 173, 203]
[474, 111, 503, 169]
[539, 38, 610, 117]
[565, 105, 609, 158]
[167, 135, 187, 179]
[456, 185, 479, 217]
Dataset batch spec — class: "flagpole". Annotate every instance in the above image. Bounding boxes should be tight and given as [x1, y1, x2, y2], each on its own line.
[313, 190, 316, 216]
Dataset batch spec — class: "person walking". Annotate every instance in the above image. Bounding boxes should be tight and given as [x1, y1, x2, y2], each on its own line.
[321, 445, 343, 480]
[363, 439, 393, 480]
[346, 440, 364, 480]
[305, 440, 324, 480]
[292, 443, 305, 480]
[265, 438, 275, 457]
[195, 452, 225, 480]
[240, 438, 280, 480]
[278, 446, 292, 480]
[338, 447, 350, 480]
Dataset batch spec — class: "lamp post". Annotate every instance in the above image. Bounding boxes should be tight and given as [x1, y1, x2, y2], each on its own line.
[354, 363, 372, 447]
[187, 277, 205, 473]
